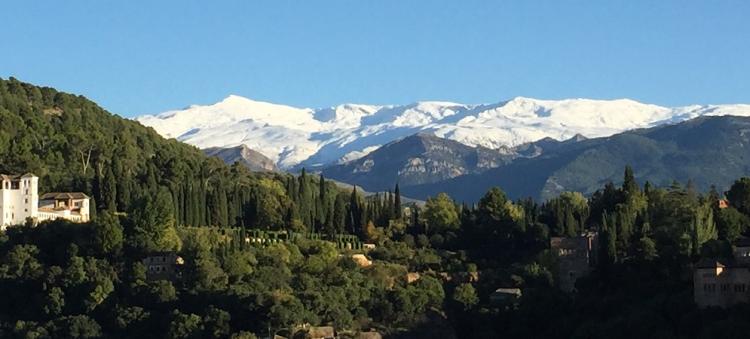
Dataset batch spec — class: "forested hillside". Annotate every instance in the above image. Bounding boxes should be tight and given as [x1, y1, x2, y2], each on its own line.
[0, 77, 350, 232]
[3, 78, 750, 338]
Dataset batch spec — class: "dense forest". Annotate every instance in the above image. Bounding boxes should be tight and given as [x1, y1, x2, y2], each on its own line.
[2, 77, 750, 338]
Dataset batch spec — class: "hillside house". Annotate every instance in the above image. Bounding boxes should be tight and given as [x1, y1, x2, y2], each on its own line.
[550, 232, 598, 292]
[0, 173, 90, 230]
[490, 288, 522, 306]
[38, 192, 90, 223]
[694, 238, 750, 308]
[306, 326, 335, 339]
[143, 252, 184, 281]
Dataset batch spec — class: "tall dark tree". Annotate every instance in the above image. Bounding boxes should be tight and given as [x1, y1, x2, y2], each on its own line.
[102, 165, 117, 212]
[727, 177, 750, 215]
[623, 165, 639, 196]
[394, 183, 402, 218]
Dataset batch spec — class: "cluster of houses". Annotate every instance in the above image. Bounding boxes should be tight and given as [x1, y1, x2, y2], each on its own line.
[0, 173, 90, 230]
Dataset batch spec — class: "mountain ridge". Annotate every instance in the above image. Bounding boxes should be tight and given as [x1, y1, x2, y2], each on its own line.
[399, 115, 750, 202]
[321, 132, 514, 191]
[136, 95, 750, 169]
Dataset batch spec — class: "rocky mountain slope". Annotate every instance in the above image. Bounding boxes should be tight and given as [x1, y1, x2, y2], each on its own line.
[203, 145, 278, 172]
[400, 115, 750, 202]
[136, 95, 750, 169]
[321, 133, 513, 191]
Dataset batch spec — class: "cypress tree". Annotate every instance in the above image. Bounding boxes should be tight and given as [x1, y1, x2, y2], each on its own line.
[103, 165, 117, 212]
[324, 203, 335, 236]
[347, 186, 361, 234]
[412, 207, 420, 229]
[318, 175, 327, 225]
[394, 183, 402, 218]
[333, 195, 346, 234]
[387, 190, 395, 220]
[623, 165, 639, 195]
[195, 181, 203, 226]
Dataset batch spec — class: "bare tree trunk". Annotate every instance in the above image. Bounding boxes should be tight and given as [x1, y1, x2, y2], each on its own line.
[79, 146, 93, 175]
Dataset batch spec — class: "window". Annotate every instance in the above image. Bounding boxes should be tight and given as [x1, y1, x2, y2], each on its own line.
[721, 284, 730, 292]
[24, 199, 28, 204]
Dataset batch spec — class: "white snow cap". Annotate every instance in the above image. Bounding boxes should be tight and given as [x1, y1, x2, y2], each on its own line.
[136, 96, 750, 169]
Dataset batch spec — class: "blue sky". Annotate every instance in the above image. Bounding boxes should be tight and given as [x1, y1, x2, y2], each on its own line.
[1, 1, 749, 117]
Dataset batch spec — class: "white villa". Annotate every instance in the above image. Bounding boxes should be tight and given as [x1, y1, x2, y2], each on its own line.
[0, 173, 90, 230]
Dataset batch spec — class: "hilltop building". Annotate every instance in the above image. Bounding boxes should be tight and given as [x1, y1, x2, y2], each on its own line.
[38, 192, 90, 223]
[0, 173, 90, 230]
[694, 238, 750, 308]
[550, 232, 598, 292]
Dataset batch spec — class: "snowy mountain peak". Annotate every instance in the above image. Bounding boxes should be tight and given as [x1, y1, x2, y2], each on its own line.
[135, 96, 750, 169]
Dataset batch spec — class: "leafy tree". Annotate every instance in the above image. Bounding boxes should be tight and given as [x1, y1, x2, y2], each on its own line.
[424, 193, 460, 233]
[203, 306, 231, 338]
[635, 236, 658, 261]
[452, 283, 479, 310]
[93, 211, 124, 256]
[49, 315, 102, 339]
[717, 207, 750, 242]
[727, 177, 750, 215]
[127, 188, 182, 253]
[168, 311, 204, 339]
[190, 252, 228, 293]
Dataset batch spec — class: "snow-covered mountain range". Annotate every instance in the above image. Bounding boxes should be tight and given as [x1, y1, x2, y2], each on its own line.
[136, 95, 750, 169]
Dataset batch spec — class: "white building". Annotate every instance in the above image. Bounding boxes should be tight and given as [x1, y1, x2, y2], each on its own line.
[1, 173, 38, 228]
[0, 173, 90, 230]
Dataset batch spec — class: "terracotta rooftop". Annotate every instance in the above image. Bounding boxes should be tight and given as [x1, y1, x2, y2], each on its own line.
[40, 192, 90, 200]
